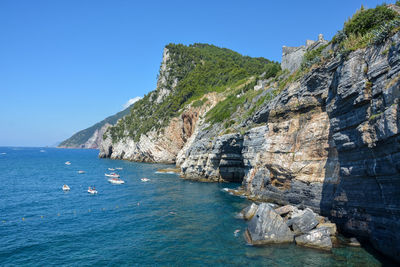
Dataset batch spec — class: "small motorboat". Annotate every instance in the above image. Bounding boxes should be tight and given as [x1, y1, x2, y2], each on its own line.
[108, 178, 125, 184]
[88, 187, 97, 194]
[115, 167, 123, 170]
[105, 173, 120, 178]
[65, 161, 71, 165]
[62, 184, 70, 191]
[78, 170, 85, 174]
[141, 178, 150, 182]
[108, 168, 115, 171]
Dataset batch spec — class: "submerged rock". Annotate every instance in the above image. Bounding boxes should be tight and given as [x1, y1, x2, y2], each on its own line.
[245, 203, 294, 245]
[156, 168, 180, 173]
[287, 208, 319, 235]
[295, 227, 332, 251]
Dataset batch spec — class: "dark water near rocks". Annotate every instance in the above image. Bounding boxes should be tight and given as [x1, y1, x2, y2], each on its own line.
[0, 148, 387, 266]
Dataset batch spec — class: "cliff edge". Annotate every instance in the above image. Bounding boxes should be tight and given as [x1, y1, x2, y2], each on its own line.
[99, 4, 400, 262]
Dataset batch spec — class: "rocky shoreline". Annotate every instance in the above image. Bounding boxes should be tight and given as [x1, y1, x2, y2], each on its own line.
[240, 202, 336, 250]
[99, 25, 400, 263]
[235, 199, 366, 253]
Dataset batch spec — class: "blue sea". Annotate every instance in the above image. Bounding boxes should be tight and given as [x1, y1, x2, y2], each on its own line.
[0, 147, 390, 266]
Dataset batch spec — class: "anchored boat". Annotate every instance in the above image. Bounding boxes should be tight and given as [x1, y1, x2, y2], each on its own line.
[108, 178, 125, 184]
[105, 173, 120, 178]
[88, 187, 97, 194]
[62, 184, 70, 191]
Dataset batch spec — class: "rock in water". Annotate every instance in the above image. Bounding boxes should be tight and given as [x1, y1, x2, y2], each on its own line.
[287, 208, 319, 235]
[245, 203, 294, 245]
[295, 227, 332, 251]
[240, 203, 259, 220]
[316, 222, 337, 236]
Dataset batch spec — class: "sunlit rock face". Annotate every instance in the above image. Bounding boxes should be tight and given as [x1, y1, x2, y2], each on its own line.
[99, 33, 400, 262]
[180, 33, 400, 262]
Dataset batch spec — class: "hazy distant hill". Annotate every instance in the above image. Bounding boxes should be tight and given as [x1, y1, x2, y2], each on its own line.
[58, 105, 133, 148]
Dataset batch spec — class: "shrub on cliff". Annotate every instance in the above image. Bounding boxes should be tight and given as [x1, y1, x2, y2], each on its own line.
[343, 5, 397, 36]
[301, 44, 329, 69]
[332, 4, 399, 52]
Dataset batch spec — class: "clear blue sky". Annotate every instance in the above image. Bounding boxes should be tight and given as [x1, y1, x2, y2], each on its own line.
[0, 0, 390, 146]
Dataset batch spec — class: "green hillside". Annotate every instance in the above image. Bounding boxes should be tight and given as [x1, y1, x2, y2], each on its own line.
[107, 43, 281, 143]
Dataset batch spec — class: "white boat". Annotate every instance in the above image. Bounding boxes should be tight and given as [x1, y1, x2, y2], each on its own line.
[108, 168, 115, 171]
[65, 161, 71, 165]
[115, 167, 123, 170]
[141, 178, 150, 182]
[78, 170, 85, 174]
[88, 187, 97, 194]
[62, 184, 70, 191]
[108, 178, 125, 184]
[105, 173, 120, 178]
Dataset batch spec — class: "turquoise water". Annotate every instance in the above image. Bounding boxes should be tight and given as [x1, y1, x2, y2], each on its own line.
[0, 147, 387, 266]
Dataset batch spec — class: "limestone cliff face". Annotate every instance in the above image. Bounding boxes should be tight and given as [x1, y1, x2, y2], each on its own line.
[59, 123, 112, 149]
[99, 109, 199, 163]
[99, 92, 220, 163]
[82, 123, 112, 149]
[179, 33, 400, 261]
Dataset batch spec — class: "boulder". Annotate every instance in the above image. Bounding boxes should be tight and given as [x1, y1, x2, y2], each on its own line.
[245, 203, 294, 245]
[317, 222, 337, 236]
[287, 208, 319, 235]
[295, 227, 332, 251]
[274, 205, 297, 216]
[316, 215, 326, 224]
[241, 203, 259, 220]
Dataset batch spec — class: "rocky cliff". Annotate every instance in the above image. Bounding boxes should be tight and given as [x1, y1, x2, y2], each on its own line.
[99, 43, 280, 162]
[179, 32, 400, 261]
[99, 5, 400, 262]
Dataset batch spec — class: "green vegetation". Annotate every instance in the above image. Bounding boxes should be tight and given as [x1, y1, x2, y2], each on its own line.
[206, 94, 246, 124]
[301, 44, 329, 69]
[107, 43, 280, 143]
[192, 97, 208, 108]
[369, 111, 383, 120]
[343, 5, 397, 36]
[333, 4, 399, 51]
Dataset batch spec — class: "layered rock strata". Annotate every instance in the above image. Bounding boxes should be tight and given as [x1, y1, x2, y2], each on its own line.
[98, 34, 400, 261]
[180, 33, 400, 261]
